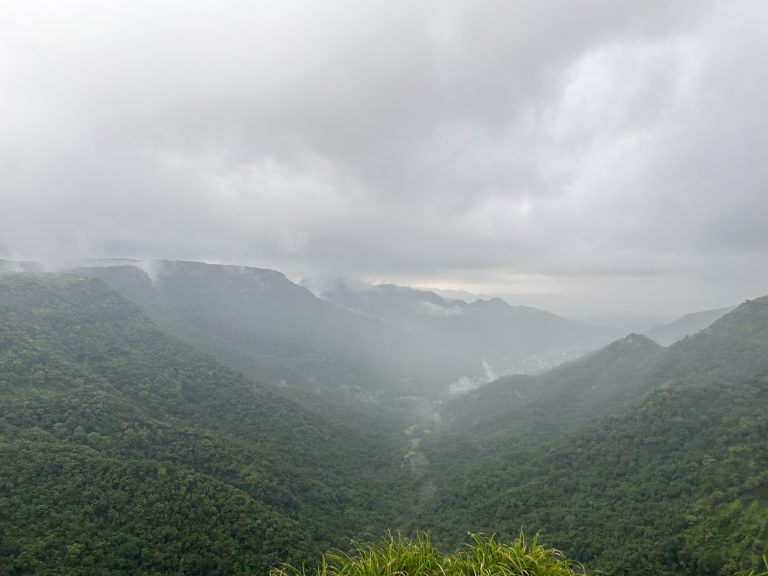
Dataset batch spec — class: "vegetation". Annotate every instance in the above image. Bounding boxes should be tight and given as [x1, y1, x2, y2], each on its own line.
[1, 267, 768, 575]
[416, 375, 768, 575]
[270, 532, 584, 576]
[417, 298, 768, 575]
[78, 261, 607, 401]
[644, 306, 735, 347]
[0, 273, 413, 575]
[439, 333, 665, 444]
[77, 262, 425, 400]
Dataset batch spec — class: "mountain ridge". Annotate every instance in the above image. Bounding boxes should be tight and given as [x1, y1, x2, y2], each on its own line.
[0, 272, 412, 573]
[645, 305, 736, 346]
[417, 299, 768, 574]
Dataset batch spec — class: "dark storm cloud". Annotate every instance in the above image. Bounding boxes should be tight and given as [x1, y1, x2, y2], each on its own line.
[1, 0, 766, 314]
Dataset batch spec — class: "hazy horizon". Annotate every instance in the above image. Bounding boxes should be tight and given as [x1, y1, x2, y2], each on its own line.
[2, 1, 766, 318]
[0, 255, 744, 327]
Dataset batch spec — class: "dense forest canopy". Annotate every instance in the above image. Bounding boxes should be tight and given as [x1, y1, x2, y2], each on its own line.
[0, 264, 766, 575]
[0, 272, 413, 575]
[3, 0, 766, 573]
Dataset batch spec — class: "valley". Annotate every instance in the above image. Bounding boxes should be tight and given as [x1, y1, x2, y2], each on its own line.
[3, 1, 765, 573]
[0, 260, 766, 575]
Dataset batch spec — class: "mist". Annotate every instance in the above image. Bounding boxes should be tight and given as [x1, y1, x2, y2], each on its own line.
[1, 0, 767, 318]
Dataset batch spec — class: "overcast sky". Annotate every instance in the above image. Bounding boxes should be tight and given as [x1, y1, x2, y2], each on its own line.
[1, 1, 766, 318]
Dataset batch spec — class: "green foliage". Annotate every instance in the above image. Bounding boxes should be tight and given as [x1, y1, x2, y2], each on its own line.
[2, 270, 768, 575]
[0, 441, 305, 575]
[0, 273, 413, 575]
[78, 262, 606, 401]
[651, 296, 768, 387]
[681, 497, 768, 574]
[743, 556, 768, 576]
[271, 532, 583, 576]
[77, 262, 421, 399]
[440, 333, 664, 445]
[418, 340, 768, 575]
[645, 306, 735, 347]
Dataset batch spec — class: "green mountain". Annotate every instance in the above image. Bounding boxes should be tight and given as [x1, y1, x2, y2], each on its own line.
[440, 333, 665, 442]
[417, 298, 768, 575]
[75, 261, 414, 402]
[314, 280, 608, 388]
[1, 263, 767, 575]
[648, 297, 768, 386]
[645, 306, 736, 346]
[441, 296, 768, 445]
[75, 262, 607, 401]
[418, 372, 768, 575]
[0, 273, 411, 575]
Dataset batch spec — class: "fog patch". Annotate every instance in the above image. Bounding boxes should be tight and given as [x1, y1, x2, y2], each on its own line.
[404, 397, 442, 425]
[448, 360, 498, 395]
[414, 300, 464, 317]
[301, 276, 370, 300]
[135, 259, 165, 287]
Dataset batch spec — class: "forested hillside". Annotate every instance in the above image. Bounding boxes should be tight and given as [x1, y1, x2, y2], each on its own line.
[0, 273, 412, 575]
[76, 261, 412, 401]
[314, 279, 606, 383]
[76, 261, 608, 400]
[439, 333, 665, 443]
[645, 306, 735, 346]
[1, 268, 766, 575]
[4, 0, 766, 573]
[416, 298, 768, 575]
[416, 373, 768, 574]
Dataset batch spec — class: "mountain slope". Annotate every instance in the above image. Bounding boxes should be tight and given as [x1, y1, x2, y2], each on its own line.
[76, 261, 420, 401]
[0, 273, 411, 574]
[441, 333, 665, 442]
[649, 296, 768, 386]
[645, 306, 735, 346]
[442, 296, 768, 444]
[76, 261, 608, 400]
[315, 280, 608, 388]
[3, 265, 767, 575]
[419, 373, 768, 575]
[417, 299, 768, 575]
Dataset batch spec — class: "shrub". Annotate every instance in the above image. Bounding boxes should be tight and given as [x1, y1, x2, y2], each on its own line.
[270, 531, 585, 576]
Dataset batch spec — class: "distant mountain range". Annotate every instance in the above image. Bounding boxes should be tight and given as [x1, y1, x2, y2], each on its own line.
[417, 296, 768, 574]
[311, 278, 608, 391]
[67, 260, 610, 400]
[0, 272, 412, 573]
[440, 296, 766, 444]
[440, 332, 665, 441]
[2, 258, 734, 400]
[1, 259, 765, 575]
[645, 306, 736, 346]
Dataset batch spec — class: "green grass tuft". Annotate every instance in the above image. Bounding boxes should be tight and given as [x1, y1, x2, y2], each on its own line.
[270, 532, 585, 576]
[740, 555, 768, 576]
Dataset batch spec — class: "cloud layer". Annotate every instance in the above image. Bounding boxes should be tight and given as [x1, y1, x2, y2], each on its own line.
[1, 0, 766, 315]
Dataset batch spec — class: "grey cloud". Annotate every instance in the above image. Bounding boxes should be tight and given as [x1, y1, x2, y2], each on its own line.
[0, 0, 766, 315]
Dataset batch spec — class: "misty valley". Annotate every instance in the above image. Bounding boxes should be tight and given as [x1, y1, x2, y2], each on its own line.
[0, 259, 766, 576]
[4, 0, 766, 573]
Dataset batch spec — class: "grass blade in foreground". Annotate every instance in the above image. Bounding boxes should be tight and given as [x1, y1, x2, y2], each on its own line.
[270, 532, 585, 576]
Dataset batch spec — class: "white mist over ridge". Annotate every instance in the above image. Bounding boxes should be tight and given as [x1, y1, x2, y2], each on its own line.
[1, 256, 750, 338]
[1, 257, 618, 400]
